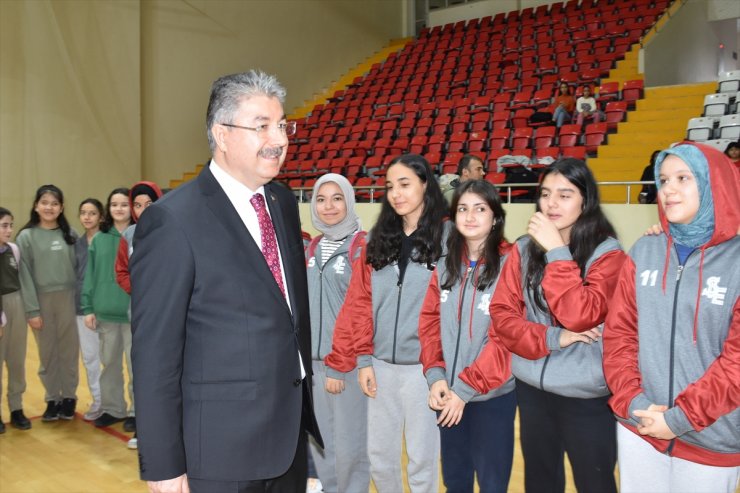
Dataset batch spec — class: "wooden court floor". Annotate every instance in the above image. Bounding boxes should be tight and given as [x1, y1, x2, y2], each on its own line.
[1, 335, 583, 493]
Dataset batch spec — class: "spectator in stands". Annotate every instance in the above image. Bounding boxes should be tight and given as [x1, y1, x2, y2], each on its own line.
[17, 185, 79, 422]
[724, 141, 740, 169]
[75, 198, 105, 421]
[325, 153, 449, 493]
[604, 142, 740, 493]
[0, 207, 32, 432]
[489, 159, 624, 493]
[442, 154, 486, 204]
[575, 85, 603, 127]
[307, 173, 369, 493]
[639, 150, 661, 204]
[419, 180, 517, 493]
[552, 83, 576, 128]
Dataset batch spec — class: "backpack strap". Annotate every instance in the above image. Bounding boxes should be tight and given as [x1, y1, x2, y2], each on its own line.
[9, 242, 20, 264]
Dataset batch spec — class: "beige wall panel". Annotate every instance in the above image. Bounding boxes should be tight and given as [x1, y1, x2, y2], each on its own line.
[141, 0, 405, 186]
[300, 202, 660, 251]
[0, 0, 141, 224]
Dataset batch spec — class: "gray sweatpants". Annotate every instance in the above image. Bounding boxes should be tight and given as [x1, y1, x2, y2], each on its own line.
[97, 320, 134, 418]
[0, 291, 27, 412]
[76, 315, 101, 408]
[309, 360, 370, 493]
[368, 357, 440, 493]
[31, 289, 79, 402]
[617, 423, 740, 493]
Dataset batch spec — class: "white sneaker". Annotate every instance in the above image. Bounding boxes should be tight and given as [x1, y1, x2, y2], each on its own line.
[127, 436, 138, 449]
[83, 404, 103, 421]
[306, 477, 322, 493]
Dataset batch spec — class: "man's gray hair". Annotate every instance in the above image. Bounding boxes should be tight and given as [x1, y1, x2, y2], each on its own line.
[206, 70, 287, 153]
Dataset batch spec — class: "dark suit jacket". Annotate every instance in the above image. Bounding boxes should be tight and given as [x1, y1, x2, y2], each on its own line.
[130, 164, 320, 482]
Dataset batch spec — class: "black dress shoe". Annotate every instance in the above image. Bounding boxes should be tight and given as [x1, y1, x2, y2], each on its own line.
[10, 410, 31, 430]
[123, 417, 136, 433]
[60, 398, 76, 420]
[42, 401, 61, 422]
[93, 413, 125, 428]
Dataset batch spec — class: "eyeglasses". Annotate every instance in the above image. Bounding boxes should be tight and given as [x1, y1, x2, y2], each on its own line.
[220, 121, 297, 137]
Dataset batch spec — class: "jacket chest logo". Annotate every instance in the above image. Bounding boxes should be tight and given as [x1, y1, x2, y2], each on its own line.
[332, 256, 346, 275]
[702, 276, 727, 306]
[307, 257, 316, 268]
[477, 294, 491, 314]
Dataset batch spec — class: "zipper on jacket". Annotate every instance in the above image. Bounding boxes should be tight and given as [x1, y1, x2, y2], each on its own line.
[450, 266, 473, 387]
[316, 269, 324, 360]
[666, 262, 686, 455]
[391, 280, 403, 364]
[315, 245, 350, 360]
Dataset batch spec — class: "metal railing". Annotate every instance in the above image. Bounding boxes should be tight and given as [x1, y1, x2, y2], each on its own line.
[292, 181, 653, 204]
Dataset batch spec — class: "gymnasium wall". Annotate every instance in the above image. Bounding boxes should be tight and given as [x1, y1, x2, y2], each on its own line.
[0, 0, 405, 221]
[300, 203, 660, 251]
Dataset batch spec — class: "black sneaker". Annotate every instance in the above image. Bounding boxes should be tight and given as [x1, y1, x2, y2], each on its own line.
[123, 417, 136, 433]
[59, 398, 76, 420]
[93, 413, 125, 428]
[42, 401, 61, 422]
[0, 416, 5, 434]
[10, 410, 31, 430]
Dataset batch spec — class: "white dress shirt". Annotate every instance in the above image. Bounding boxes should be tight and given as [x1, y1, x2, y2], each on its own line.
[209, 159, 305, 377]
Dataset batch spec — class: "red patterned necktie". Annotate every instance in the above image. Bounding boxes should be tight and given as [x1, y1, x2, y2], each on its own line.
[250, 193, 286, 297]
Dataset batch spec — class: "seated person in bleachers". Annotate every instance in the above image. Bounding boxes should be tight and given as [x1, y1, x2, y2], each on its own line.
[575, 85, 603, 126]
[724, 141, 740, 169]
[638, 150, 661, 204]
[442, 154, 486, 205]
[552, 83, 576, 128]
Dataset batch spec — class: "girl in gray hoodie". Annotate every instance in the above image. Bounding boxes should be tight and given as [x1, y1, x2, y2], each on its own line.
[418, 180, 516, 493]
[305, 174, 369, 493]
[604, 142, 740, 492]
[325, 154, 449, 493]
[489, 159, 625, 493]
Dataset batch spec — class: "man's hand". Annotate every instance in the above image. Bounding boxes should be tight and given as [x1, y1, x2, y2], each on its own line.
[428, 380, 450, 411]
[358, 366, 377, 398]
[325, 377, 345, 394]
[147, 474, 189, 493]
[27, 316, 43, 330]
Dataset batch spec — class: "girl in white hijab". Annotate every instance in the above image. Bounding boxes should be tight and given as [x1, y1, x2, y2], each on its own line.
[305, 174, 369, 493]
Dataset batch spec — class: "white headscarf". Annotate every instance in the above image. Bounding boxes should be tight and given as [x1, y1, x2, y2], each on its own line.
[310, 173, 361, 241]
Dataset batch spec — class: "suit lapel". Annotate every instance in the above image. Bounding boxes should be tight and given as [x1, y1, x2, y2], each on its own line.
[198, 166, 290, 312]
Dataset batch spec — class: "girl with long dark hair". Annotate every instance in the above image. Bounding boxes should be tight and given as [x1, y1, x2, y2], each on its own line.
[325, 154, 449, 493]
[17, 184, 79, 421]
[488, 159, 625, 492]
[418, 180, 517, 493]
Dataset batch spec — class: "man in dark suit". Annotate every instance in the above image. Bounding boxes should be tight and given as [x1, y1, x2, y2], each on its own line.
[130, 70, 321, 493]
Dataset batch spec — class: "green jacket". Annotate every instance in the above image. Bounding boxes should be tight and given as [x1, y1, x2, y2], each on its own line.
[81, 228, 130, 323]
